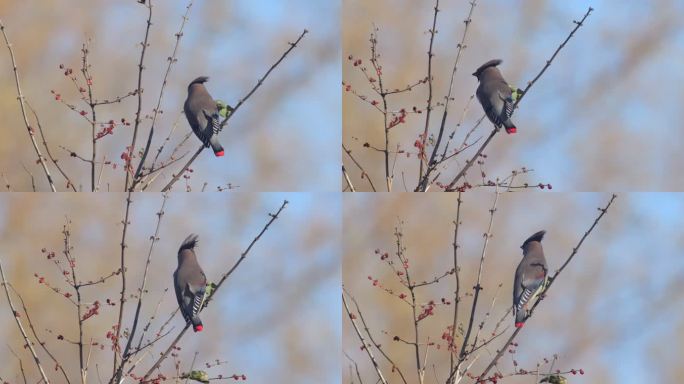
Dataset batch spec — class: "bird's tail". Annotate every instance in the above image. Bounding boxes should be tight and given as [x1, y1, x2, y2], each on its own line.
[503, 119, 517, 134]
[514, 306, 526, 328]
[191, 316, 203, 332]
[209, 136, 224, 157]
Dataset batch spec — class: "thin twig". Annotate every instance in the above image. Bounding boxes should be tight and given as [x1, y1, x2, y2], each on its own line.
[416, 0, 476, 191]
[20, 163, 36, 191]
[342, 165, 356, 192]
[80, 40, 98, 191]
[0, 20, 56, 191]
[367, 27, 392, 191]
[451, 189, 499, 383]
[0, 260, 51, 383]
[345, 288, 409, 384]
[61, 219, 87, 383]
[113, 191, 134, 373]
[112, 194, 169, 383]
[344, 352, 364, 384]
[417, 0, 440, 182]
[132, 0, 194, 190]
[143, 112, 185, 189]
[342, 144, 378, 192]
[124, 0, 153, 190]
[342, 291, 388, 384]
[26, 102, 77, 191]
[8, 346, 28, 384]
[448, 192, 462, 384]
[8, 284, 71, 383]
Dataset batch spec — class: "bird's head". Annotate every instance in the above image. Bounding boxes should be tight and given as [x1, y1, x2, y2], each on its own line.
[520, 230, 546, 249]
[472, 59, 503, 79]
[178, 234, 199, 263]
[188, 76, 210, 89]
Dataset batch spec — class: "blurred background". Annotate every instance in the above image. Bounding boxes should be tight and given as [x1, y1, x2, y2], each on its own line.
[343, 192, 684, 383]
[0, 0, 340, 191]
[0, 192, 340, 383]
[342, 0, 684, 191]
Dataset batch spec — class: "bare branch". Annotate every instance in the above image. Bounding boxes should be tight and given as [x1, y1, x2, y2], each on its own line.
[0, 260, 51, 383]
[0, 20, 56, 191]
[26, 102, 77, 191]
[112, 194, 169, 382]
[417, 0, 441, 182]
[343, 144, 377, 192]
[342, 290, 389, 384]
[457, 190, 498, 368]
[113, 191, 134, 373]
[448, 192, 462, 383]
[417, 0, 477, 191]
[131, 0, 194, 189]
[8, 284, 71, 383]
[124, 0, 154, 190]
[342, 164, 356, 192]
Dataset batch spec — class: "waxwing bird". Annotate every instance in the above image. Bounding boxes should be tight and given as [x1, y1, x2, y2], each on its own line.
[513, 230, 548, 327]
[473, 59, 517, 134]
[174, 234, 208, 332]
[540, 375, 568, 384]
[184, 76, 225, 156]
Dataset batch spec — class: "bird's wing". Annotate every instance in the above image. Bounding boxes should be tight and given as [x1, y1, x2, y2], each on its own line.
[173, 270, 188, 319]
[189, 109, 214, 145]
[202, 109, 221, 136]
[516, 266, 547, 312]
[497, 90, 514, 123]
[186, 282, 207, 317]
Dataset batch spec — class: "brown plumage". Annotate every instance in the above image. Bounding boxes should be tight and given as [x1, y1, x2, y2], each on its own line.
[513, 230, 548, 327]
[184, 76, 225, 156]
[473, 59, 517, 134]
[173, 234, 208, 332]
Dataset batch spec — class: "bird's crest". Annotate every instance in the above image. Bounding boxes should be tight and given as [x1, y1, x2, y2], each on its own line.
[472, 59, 503, 78]
[521, 230, 546, 248]
[179, 234, 199, 252]
[189, 76, 209, 86]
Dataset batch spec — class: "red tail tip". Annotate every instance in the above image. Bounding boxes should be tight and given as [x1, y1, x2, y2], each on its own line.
[214, 150, 225, 157]
[515, 322, 524, 328]
[194, 325, 203, 332]
[506, 127, 517, 134]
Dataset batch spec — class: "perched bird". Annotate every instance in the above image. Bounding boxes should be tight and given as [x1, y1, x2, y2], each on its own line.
[472, 59, 517, 134]
[174, 234, 208, 332]
[540, 375, 568, 384]
[184, 76, 225, 157]
[513, 230, 548, 328]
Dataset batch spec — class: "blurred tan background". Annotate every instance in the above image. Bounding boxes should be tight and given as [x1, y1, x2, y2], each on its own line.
[342, 0, 684, 191]
[343, 192, 684, 383]
[0, 192, 340, 383]
[0, 0, 340, 191]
